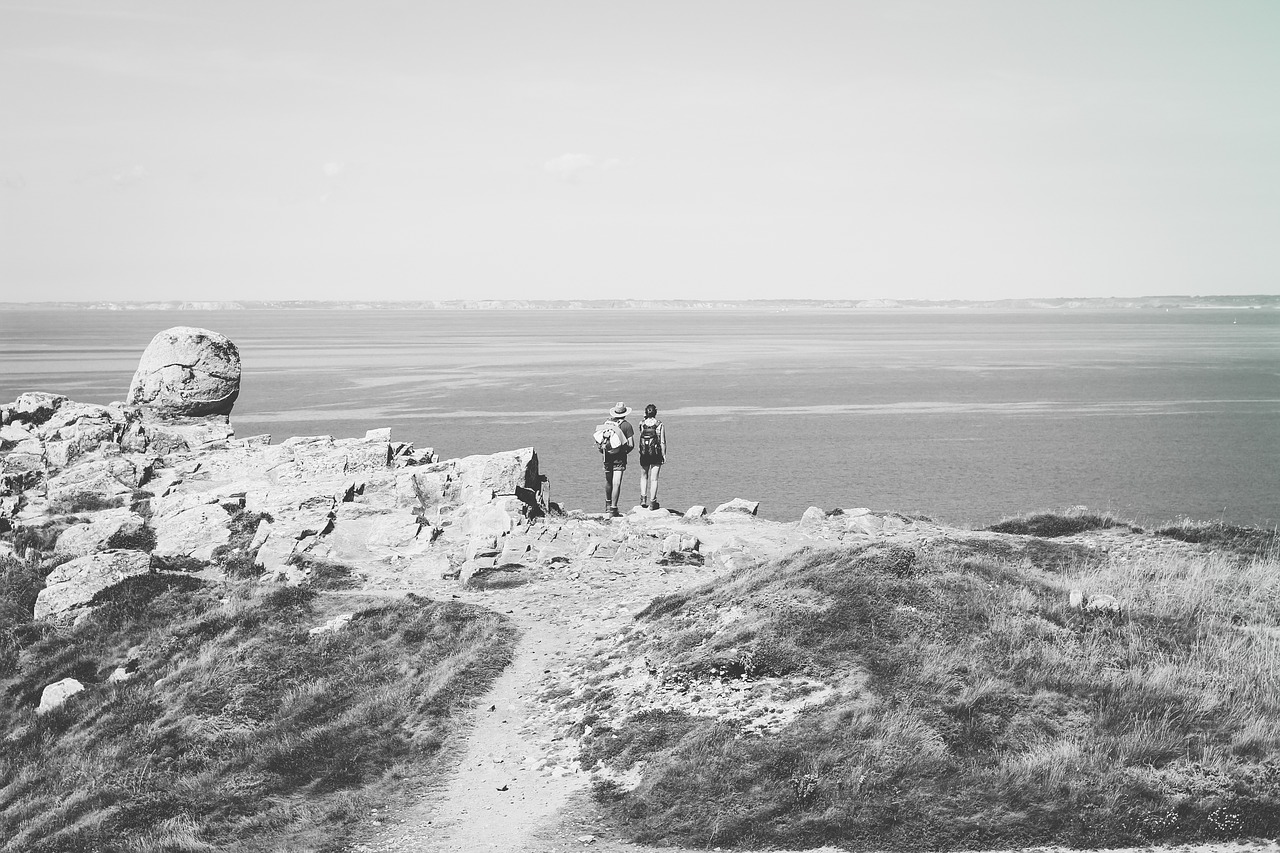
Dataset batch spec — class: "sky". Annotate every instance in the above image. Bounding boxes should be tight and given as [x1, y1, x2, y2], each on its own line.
[1, 0, 1278, 302]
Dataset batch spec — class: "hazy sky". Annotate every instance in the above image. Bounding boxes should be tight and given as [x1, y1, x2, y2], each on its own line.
[2, 1, 1278, 301]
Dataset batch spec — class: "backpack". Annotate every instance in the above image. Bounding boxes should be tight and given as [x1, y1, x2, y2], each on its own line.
[593, 421, 623, 453]
[639, 420, 662, 458]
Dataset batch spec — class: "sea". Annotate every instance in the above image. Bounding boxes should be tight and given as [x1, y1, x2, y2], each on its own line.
[1, 308, 1277, 528]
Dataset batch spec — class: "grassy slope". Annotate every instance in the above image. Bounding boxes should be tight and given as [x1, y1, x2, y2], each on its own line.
[0, 558, 516, 853]
[581, 534, 1280, 850]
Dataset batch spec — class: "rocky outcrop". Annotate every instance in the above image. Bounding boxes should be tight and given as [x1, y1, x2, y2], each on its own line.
[53, 509, 148, 557]
[151, 499, 232, 562]
[34, 550, 153, 619]
[126, 326, 242, 416]
[398, 447, 540, 513]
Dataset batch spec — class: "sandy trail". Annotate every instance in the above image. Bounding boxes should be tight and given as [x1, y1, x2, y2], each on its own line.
[361, 513, 724, 852]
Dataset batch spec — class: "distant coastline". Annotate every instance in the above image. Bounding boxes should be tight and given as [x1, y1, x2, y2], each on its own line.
[2, 295, 1279, 311]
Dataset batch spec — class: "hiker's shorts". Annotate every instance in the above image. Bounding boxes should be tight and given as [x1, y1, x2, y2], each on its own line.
[603, 456, 627, 472]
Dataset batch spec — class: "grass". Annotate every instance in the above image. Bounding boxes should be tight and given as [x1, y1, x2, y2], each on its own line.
[1154, 518, 1279, 558]
[580, 539, 1280, 850]
[0, 573, 517, 852]
[986, 509, 1135, 538]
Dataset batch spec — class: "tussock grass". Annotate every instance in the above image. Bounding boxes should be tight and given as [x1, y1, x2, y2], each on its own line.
[1154, 519, 1278, 558]
[987, 509, 1135, 538]
[584, 539, 1280, 850]
[0, 576, 516, 852]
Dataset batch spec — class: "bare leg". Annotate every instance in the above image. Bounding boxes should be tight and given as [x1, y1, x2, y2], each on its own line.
[648, 464, 662, 505]
[604, 468, 614, 510]
[610, 468, 624, 513]
[639, 465, 651, 504]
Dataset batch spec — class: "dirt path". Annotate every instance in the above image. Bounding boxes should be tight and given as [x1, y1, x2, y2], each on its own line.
[358, 512, 748, 853]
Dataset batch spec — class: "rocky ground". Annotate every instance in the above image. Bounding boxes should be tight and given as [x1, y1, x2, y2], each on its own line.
[3, 389, 1274, 853]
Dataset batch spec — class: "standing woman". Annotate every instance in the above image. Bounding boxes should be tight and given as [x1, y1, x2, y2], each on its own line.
[637, 403, 667, 509]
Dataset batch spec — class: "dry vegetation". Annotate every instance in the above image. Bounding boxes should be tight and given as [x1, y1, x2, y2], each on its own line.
[579, 534, 1280, 850]
[0, 544, 516, 852]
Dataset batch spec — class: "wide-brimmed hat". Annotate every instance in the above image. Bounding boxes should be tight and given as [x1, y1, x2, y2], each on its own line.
[608, 402, 632, 419]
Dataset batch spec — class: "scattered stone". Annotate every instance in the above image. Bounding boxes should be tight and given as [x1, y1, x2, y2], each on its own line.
[713, 498, 759, 516]
[798, 506, 826, 532]
[309, 613, 354, 635]
[1085, 593, 1121, 614]
[38, 678, 84, 714]
[126, 326, 242, 416]
[683, 505, 707, 519]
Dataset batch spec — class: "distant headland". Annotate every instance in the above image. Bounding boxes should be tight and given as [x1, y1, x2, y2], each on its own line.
[2, 295, 1278, 311]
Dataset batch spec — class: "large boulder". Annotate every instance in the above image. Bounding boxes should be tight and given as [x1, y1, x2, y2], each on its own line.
[34, 550, 152, 619]
[126, 327, 241, 416]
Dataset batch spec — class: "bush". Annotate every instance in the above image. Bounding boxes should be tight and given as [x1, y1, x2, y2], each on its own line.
[1155, 519, 1278, 557]
[105, 524, 156, 552]
[987, 510, 1130, 538]
[287, 553, 359, 591]
[47, 492, 123, 514]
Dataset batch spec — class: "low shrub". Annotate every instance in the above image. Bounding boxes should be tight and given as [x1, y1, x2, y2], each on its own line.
[287, 553, 359, 590]
[47, 492, 123, 515]
[105, 524, 156, 553]
[1155, 519, 1278, 557]
[987, 510, 1130, 538]
[148, 553, 209, 573]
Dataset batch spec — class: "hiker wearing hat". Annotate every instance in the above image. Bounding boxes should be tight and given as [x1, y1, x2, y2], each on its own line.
[594, 402, 635, 517]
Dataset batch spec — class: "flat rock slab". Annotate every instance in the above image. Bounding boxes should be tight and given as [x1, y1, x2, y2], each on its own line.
[35, 550, 152, 619]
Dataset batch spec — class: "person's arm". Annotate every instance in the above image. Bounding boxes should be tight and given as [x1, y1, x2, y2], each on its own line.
[660, 422, 667, 458]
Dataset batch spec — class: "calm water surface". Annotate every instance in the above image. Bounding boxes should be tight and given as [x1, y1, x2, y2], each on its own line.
[1, 309, 1277, 527]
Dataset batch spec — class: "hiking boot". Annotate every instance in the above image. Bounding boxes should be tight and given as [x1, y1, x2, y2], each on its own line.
[611, 506, 623, 518]
[641, 502, 649, 509]
[650, 500, 660, 510]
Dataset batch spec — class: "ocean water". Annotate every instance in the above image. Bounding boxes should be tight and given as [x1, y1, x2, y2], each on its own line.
[1, 308, 1277, 528]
